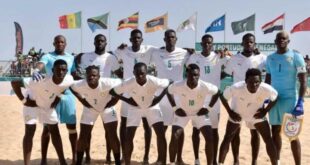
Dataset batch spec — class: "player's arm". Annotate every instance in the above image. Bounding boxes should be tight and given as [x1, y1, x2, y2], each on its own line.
[166, 84, 187, 116]
[149, 80, 173, 107]
[265, 73, 271, 84]
[11, 80, 37, 107]
[69, 87, 93, 108]
[291, 72, 307, 116]
[105, 96, 120, 109]
[220, 92, 241, 122]
[109, 89, 138, 106]
[50, 94, 62, 109]
[254, 97, 278, 119]
[32, 62, 45, 81]
[72, 53, 84, 80]
[197, 90, 220, 116]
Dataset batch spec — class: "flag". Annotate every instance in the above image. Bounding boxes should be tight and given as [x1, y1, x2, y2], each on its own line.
[144, 13, 168, 33]
[87, 13, 109, 32]
[59, 11, 81, 29]
[291, 17, 310, 33]
[14, 22, 23, 56]
[205, 14, 225, 33]
[261, 14, 284, 34]
[117, 12, 139, 31]
[176, 13, 197, 32]
[231, 14, 255, 35]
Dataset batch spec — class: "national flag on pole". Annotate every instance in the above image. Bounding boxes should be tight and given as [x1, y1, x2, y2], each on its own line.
[117, 12, 139, 31]
[59, 11, 81, 29]
[87, 13, 109, 32]
[144, 13, 168, 33]
[291, 17, 310, 33]
[261, 14, 284, 34]
[176, 13, 197, 32]
[231, 14, 255, 35]
[14, 22, 23, 56]
[205, 14, 225, 33]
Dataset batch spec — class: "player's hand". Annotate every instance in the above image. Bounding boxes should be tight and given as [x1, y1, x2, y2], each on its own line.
[254, 108, 267, 119]
[229, 110, 241, 122]
[32, 68, 43, 81]
[197, 108, 209, 116]
[50, 96, 61, 109]
[292, 98, 304, 116]
[175, 108, 187, 117]
[127, 97, 138, 107]
[82, 98, 93, 109]
[24, 96, 37, 107]
[117, 43, 128, 50]
[183, 48, 195, 55]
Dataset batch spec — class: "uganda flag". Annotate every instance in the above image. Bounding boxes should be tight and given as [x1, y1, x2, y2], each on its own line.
[59, 11, 82, 29]
[117, 12, 139, 31]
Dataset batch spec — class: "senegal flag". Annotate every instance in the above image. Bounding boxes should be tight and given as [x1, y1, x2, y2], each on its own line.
[59, 11, 81, 29]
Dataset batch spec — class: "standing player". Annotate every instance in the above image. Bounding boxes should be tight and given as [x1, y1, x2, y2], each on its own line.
[32, 35, 78, 164]
[70, 65, 122, 165]
[167, 64, 220, 165]
[114, 29, 156, 164]
[150, 29, 189, 164]
[110, 62, 170, 165]
[218, 68, 278, 165]
[265, 31, 307, 165]
[12, 59, 75, 165]
[186, 34, 229, 165]
[224, 33, 266, 165]
[75, 34, 120, 163]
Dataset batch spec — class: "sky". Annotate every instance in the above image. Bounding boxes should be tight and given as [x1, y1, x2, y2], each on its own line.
[1, 0, 310, 60]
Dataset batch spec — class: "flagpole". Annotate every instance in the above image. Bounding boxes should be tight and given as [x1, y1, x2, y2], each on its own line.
[195, 12, 198, 49]
[224, 13, 226, 44]
[80, 11, 83, 53]
[108, 12, 111, 51]
[253, 13, 256, 36]
[283, 13, 286, 30]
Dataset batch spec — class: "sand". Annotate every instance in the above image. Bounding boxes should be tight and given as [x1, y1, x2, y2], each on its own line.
[0, 96, 309, 165]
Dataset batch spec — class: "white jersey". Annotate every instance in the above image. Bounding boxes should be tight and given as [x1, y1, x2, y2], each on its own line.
[223, 81, 278, 121]
[23, 75, 74, 110]
[114, 75, 170, 110]
[80, 52, 120, 78]
[168, 79, 218, 115]
[187, 52, 229, 87]
[150, 47, 189, 81]
[115, 45, 156, 79]
[71, 78, 122, 112]
[225, 53, 266, 83]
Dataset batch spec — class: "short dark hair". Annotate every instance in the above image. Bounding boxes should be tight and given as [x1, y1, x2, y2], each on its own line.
[201, 34, 213, 41]
[85, 65, 100, 73]
[242, 33, 255, 42]
[186, 63, 200, 72]
[245, 68, 261, 81]
[94, 34, 106, 41]
[53, 59, 67, 67]
[164, 29, 176, 37]
[54, 35, 66, 42]
[134, 62, 147, 71]
[130, 29, 142, 37]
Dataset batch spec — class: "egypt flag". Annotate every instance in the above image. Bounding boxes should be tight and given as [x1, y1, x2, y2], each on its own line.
[261, 14, 284, 34]
[59, 11, 82, 29]
[117, 12, 139, 31]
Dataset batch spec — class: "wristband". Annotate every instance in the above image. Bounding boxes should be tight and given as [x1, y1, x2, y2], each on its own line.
[21, 97, 27, 104]
[172, 106, 178, 111]
[205, 105, 212, 111]
[58, 94, 65, 99]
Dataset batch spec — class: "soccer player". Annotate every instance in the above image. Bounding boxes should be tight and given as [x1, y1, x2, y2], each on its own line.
[75, 34, 120, 163]
[150, 29, 189, 164]
[224, 33, 266, 165]
[32, 35, 78, 164]
[12, 59, 74, 165]
[265, 31, 307, 165]
[70, 65, 122, 165]
[167, 63, 220, 165]
[218, 68, 278, 165]
[110, 62, 170, 165]
[186, 34, 229, 165]
[114, 29, 156, 164]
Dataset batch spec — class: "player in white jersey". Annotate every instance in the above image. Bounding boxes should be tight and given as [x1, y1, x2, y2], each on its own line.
[219, 68, 278, 165]
[150, 29, 189, 164]
[70, 65, 122, 165]
[75, 34, 121, 163]
[167, 64, 220, 165]
[186, 34, 229, 165]
[114, 29, 156, 164]
[110, 62, 170, 165]
[224, 33, 266, 165]
[12, 59, 74, 165]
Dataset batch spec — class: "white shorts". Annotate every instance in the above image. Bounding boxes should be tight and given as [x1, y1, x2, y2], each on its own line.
[206, 99, 221, 129]
[80, 107, 118, 125]
[23, 106, 39, 125]
[120, 101, 137, 117]
[127, 108, 163, 127]
[159, 96, 174, 126]
[173, 115, 211, 129]
[229, 116, 267, 129]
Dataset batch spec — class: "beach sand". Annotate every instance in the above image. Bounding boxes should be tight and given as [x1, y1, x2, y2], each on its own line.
[0, 96, 309, 165]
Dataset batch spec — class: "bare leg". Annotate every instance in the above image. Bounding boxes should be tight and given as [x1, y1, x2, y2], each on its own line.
[142, 117, 152, 164]
[169, 126, 183, 163]
[104, 121, 121, 165]
[291, 139, 301, 165]
[47, 124, 67, 165]
[212, 128, 219, 165]
[231, 127, 240, 165]
[85, 134, 91, 164]
[120, 117, 127, 160]
[200, 125, 214, 165]
[250, 129, 260, 165]
[153, 122, 167, 165]
[23, 124, 36, 165]
[105, 130, 112, 164]
[271, 125, 282, 161]
[176, 130, 185, 164]
[76, 124, 93, 165]
[66, 124, 77, 164]
[125, 126, 137, 165]
[41, 125, 50, 165]
[192, 127, 200, 161]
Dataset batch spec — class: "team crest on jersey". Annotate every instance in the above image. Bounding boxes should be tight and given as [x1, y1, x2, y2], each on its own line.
[100, 92, 106, 97]
[197, 94, 203, 99]
[286, 57, 293, 63]
[147, 90, 152, 94]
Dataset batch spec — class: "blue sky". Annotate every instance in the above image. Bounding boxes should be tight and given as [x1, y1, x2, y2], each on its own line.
[1, 0, 310, 60]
